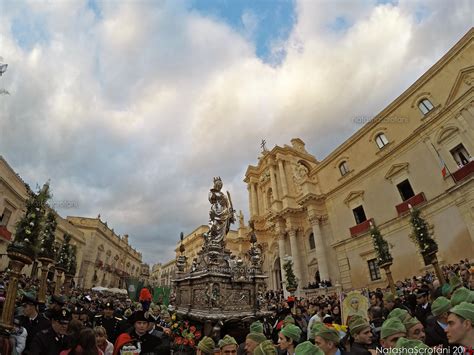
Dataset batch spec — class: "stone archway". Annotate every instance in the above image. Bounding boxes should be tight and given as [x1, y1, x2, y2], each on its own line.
[273, 257, 282, 290]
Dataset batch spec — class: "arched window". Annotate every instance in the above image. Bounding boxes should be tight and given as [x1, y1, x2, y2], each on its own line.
[418, 98, 434, 115]
[339, 161, 350, 176]
[308, 233, 315, 250]
[375, 133, 389, 149]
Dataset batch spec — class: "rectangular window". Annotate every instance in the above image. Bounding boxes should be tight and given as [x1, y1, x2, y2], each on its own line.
[352, 205, 367, 225]
[397, 179, 415, 201]
[450, 143, 471, 167]
[0, 208, 12, 227]
[367, 258, 381, 281]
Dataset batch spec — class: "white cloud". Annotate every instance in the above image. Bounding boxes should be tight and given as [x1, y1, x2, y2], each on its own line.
[0, 0, 471, 263]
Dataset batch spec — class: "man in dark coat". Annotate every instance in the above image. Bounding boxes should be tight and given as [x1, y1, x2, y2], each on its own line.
[348, 316, 373, 354]
[43, 295, 66, 320]
[425, 297, 450, 348]
[94, 301, 122, 344]
[414, 289, 431, 327]
[29, 308, 72, 355]
[19, 293, 51, 355]
[116, 310, 163, 354]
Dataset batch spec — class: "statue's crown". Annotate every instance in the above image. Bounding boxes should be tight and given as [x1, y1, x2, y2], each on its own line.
[213, 176, 222, 183]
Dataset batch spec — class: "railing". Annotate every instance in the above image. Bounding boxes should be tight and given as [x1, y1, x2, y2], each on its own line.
[396, 192, 426, 215]
[349, 218, 374, 237]
[452, 161, 474, 182]
[0, 226, 12, 241]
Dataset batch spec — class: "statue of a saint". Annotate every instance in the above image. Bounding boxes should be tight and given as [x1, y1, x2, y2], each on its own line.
[207, 177, 235, 246]
[238, 210, 244, 229]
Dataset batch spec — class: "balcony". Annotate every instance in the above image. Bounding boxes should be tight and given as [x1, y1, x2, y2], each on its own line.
[452, 161, 474, 183]
[350, 218, 374, 237]
[396, 192, 426, 215]
[0, 226, 12, 241]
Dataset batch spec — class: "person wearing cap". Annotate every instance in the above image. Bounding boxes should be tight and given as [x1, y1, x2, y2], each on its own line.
[253, 339, 277, 355]
[71, 305, 82, 321]
[313, 324, 343, 355]
[94, 301, 122, 345]
[278, 324, 302, 354]
[425, 296, 450, 347]
[294, 341, 324, 355]
[118, 310, 162, 354]
[414, 288, 431, 327]
[403, 315, 425, 343]
[30, 308, 72, 355]
[393, 337, 430, 350]
[446, 302, 474, 347]
[197, 336, 216, 355]
[449, 274, 463, 292]
[245, 332, 267, 355]
[237, 321, 265, 355]
[19, 293, 51, 355]
[78, 307, 93, 329]
[451, 287, 474, 306]
[219, 334, 238, 355]
[44, 295, 67, 320]
[347, 316, 372, 354]
[250, 321, 264, 334]
[379, 318, 406, 350]
[382, 293, 395, 319]
[387, 308, 410, 322]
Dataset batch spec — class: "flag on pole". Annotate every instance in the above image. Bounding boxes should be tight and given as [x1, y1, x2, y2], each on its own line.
[431, 143, 449, 178]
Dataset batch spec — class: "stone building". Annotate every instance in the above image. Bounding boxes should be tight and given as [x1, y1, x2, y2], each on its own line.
[159, 259, 176, 287]
[0, 155, 144, 289]
[0, 156, 86, 275]
[244, 29, 474, 292]
[67, 217, 143, 289]
[150, 263, 162, 287]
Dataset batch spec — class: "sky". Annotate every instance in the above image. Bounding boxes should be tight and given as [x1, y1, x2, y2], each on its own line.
[0, 0, 472, 265]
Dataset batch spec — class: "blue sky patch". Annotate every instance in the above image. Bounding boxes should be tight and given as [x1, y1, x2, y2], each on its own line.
[189, 0, 296, 64]
[11, 13, 49, 51]
[327, 16, 351, 33]
[87, 0, 103, 19]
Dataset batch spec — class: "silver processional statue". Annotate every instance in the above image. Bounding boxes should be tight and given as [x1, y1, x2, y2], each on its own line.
[206, 177, 235, 247]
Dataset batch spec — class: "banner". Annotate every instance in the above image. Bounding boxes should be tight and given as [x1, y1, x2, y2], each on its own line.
[341, 290, 369, 325]
[153, 286, 171, 306]
[125, 277, 143, 301]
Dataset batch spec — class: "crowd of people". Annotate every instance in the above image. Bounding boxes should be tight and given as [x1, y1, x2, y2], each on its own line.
[0, 260, 472, 354]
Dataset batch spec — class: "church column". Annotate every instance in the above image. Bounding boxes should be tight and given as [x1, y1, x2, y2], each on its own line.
[247, 185, 254, 217]
[277, 236, 287, 292]
[287, 228, 302, 287]
[269, 165, 279, 200]
[278, 160, 289, 197]
[250, 182, 259, 217]
[309, 215, 330, 282]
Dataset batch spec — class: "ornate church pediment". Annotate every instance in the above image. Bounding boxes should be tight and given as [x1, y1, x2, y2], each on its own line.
[343, 191, 364, 206]
[446, 66, 474, 106]
[384, 163, 409, 182]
